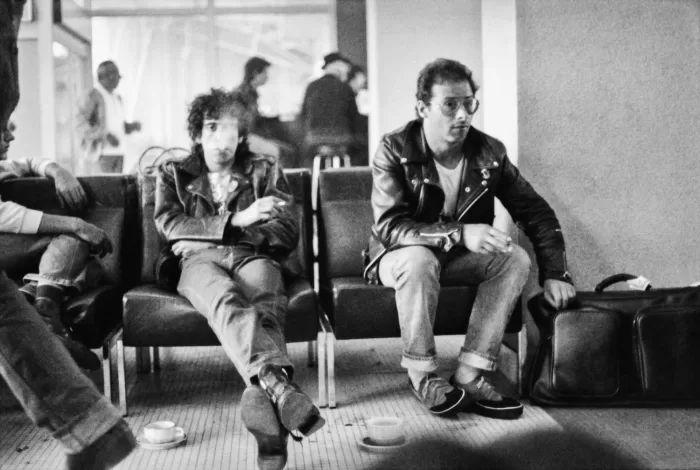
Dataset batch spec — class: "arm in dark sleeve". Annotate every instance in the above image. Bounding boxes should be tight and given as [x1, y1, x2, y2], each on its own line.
[371, 139, 462, 251]
[154, 163, 232, 243]
[230, 161, 299, 256]
[496, 154, 571, 285]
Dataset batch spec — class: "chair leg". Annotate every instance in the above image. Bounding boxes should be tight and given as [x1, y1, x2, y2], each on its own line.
[307, 340, 315, 367]
[311, 155, 322, 211]
[135, 347, 151, 373]
[117, 338, 127, 416]
[102, 341, 112, 401]
[327, 331, 336, 408]
[151, 347, 161, 371]
[317, 330, 328, 408]
[518, 325, 527, 397]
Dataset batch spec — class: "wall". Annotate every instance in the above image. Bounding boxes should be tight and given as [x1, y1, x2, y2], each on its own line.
[336, 0, 367, 68]
[366, 0, 483, 153]
[518, 0, 700, 291]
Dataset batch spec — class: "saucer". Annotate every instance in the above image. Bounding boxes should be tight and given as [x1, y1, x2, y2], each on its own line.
[357, 435, 408, 454]
[136, 427, 187, 451]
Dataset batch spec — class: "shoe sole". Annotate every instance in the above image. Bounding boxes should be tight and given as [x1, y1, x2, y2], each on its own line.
[241, 386, 288, 470]
[278, 389, 326, 437]
[465, 401, 524, 420]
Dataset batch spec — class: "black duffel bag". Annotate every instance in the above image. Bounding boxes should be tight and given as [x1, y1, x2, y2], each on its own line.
[529, 273, 700, 406]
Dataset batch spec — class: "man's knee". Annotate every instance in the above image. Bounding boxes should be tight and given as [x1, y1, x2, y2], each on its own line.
[387, 246, 441, 284]
[503, 244, 532, 280]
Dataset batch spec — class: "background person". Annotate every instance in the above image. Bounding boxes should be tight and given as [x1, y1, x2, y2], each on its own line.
[76, 60, 142, 174]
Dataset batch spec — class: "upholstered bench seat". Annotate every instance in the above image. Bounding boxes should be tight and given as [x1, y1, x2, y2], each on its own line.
[123, 279, 320, 347]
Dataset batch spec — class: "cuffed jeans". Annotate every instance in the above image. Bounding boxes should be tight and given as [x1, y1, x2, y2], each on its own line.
[378, 245, 531, 373]
[0, 234, 102, 292]
[0, 271, 122, 452]
[177, 247, 293, 384]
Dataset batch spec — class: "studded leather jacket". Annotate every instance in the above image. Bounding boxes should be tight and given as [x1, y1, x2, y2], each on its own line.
[154, 148, 298, 266]
[365, 119, 571, 286]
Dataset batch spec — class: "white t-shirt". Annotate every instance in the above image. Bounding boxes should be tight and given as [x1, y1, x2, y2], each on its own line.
[207, 171, 239, 215]
[435, 157, 465, 218]
[95, 83, 126, 156]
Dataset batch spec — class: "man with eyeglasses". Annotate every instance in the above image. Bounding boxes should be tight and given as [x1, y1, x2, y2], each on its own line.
[364, 58, 575, 419]
[76, 60, 142, 174]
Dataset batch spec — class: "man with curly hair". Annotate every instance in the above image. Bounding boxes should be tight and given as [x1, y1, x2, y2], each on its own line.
[154, 88, 324, 470]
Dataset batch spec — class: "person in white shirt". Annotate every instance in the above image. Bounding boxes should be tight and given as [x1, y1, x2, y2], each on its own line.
[76, 60, 142, 174]
[0, 120, 112, 370]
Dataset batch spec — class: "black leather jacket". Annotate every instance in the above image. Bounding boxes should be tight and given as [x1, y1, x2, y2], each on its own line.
[154, 148, 298, 277]
[365, 119, 571, 286]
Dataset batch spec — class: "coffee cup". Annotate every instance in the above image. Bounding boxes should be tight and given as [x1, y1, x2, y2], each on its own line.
[144, 421, 177, 444]
[366, 416, 404, 446]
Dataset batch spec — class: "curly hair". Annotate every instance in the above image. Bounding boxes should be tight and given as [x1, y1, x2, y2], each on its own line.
[186, 88, 253, 144]
[415, 58, 479, 105]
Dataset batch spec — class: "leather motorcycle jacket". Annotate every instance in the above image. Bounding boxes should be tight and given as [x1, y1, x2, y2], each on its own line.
[365, 119, 571, 286]
[154, 147, 299, 282]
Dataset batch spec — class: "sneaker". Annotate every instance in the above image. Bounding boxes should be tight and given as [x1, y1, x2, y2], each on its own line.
[409, 373, 467, 417]
[241, 385, 288, 470]
[257, 365, 326, 437]
[450, 375, 523, 420]
[35, 298, 101, 371]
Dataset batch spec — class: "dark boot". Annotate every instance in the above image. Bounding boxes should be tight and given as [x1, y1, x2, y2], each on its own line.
[65, 419, 136, 470]
[34, 298, 100, 371]
[257, 365, 325, 437]
[241, 385, 288, 470]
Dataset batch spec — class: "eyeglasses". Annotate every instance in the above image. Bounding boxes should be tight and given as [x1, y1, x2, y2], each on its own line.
[433, 97, 480, 116]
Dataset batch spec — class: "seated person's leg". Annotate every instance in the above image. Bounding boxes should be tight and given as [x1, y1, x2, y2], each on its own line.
[378, 246, 468, 417]
[23, 234, 102, 370]
[177, 250, 324, 438]
[441, 245, 531, 420]
[0, 271, 135, 468]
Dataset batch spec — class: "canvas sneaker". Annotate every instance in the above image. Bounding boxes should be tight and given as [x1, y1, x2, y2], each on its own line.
[410, 373, 467, 417]
[451, 375, 523, 420]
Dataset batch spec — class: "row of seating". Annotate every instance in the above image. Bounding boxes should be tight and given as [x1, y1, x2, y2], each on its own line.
[0, 167, 526, 416]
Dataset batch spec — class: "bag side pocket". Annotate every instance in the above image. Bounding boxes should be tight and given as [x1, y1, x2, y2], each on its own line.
[551, 308, 620, 397]
[633, 304, 700, 399]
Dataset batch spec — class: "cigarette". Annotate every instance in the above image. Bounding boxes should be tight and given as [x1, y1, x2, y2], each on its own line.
[276, 201, 287, 206]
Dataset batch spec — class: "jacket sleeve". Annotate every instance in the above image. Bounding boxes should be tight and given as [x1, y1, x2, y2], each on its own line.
[231, 161, 299, 256]
[371, 139, 462, 252]
[75, 90, 105, 146]
[496, 154, 571, 285]
[154, 163, 232, 243]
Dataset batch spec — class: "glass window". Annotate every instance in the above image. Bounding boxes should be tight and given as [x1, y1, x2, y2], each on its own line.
[90, 0, 206, 9]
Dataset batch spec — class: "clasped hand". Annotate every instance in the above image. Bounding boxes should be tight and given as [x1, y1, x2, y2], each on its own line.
[462, 223, 512, 254]
[231, 196, 287, 228]
[54, 167, 88, 214]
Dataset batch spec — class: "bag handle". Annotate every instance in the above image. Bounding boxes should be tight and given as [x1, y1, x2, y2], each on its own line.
[594, 273, 652, 292]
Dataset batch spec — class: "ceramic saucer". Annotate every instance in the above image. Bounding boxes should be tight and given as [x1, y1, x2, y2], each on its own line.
[136, 427, 187, 451]
[357, 435, 408, 454]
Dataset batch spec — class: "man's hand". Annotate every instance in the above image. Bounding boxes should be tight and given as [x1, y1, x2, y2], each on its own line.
[543, 279, 576, 309]
[105, 133, 120, 147]
[231, 196, 287, 228]
[72, 219, 113, 258]
[171, 240, 216, 258]
[51, 165, 88, 214]
[126, 121, 142, 134]
[462, 224, 513, 254]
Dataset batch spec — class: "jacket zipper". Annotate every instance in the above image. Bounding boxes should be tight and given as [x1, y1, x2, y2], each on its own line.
[456, 187, 489, 221]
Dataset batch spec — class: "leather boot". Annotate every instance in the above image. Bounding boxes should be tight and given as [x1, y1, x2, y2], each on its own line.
[241, 385, 288, 470]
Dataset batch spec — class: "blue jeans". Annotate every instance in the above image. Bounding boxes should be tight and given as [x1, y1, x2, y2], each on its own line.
[177, 247, 293, 384]
[0, 234, 102, 291]
[0, 271, 122, 452]
[378, 245, 531, 373]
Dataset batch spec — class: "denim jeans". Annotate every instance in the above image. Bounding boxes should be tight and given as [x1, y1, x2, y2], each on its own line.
[0, 271, 122, 452]
[177, 246, 292, 384]
[0, 234, 102, 291]
[378, 244, 531, 373]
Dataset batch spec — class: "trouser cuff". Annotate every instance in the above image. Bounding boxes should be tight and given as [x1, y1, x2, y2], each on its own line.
[457, 348, 497, 372]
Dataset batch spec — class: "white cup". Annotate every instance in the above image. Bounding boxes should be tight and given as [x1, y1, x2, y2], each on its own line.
[366, 416, 404, 446]
[143, 421, 177, 444]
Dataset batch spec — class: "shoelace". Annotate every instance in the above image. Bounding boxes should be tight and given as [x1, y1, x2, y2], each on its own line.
[472, 376, 501, 401]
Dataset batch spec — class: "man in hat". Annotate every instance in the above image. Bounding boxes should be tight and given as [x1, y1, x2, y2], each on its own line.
[298, 52, 362, 168]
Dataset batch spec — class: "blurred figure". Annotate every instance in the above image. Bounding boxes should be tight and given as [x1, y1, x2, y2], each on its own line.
[346, 65, 369, 166]
[347, 65, 367, 95]
[298, 52, 362, 168]
[76, 60, 142, 174]
[0, 1, 135, 468]
[235, 56, 271, 130]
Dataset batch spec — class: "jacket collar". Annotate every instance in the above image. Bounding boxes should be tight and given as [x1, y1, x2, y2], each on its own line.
[399, 119, 494, 168]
